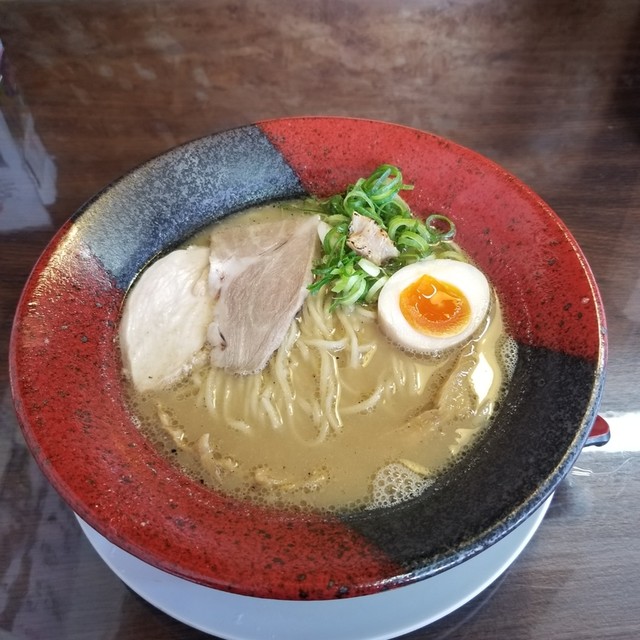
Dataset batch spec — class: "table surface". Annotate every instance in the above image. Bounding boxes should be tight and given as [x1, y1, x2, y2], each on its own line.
[1, 1, 639, 639]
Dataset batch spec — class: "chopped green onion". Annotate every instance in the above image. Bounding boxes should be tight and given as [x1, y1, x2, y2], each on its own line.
[335, 276, 367, 306]
[396, 230, 430, 253]
[358, 258, 381, 278]
[325, 213, 351, 226]
[387, 216, 417, 240]
[302, 164, 456, 308]
[365, 276, 388, 303]
[426, 214, 456, 241]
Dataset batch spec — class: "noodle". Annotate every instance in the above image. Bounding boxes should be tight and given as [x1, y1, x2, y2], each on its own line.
[336, 307, 360, 369]
[247, 373, 262, 416]
[195, 285, 426, 444]
[128, 204, 514, 512]
[305, 290, 333, 339]
[305, 338, 348, 351]
[341, 385, 385, 415]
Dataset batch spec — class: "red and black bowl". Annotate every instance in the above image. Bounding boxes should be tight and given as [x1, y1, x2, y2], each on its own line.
[9, 117, 607, 600]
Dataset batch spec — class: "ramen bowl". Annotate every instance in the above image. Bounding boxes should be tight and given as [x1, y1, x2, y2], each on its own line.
[10, 117, 606, 600]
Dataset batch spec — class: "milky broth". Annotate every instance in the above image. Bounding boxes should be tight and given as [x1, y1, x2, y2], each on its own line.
[125, 205, 516, 513]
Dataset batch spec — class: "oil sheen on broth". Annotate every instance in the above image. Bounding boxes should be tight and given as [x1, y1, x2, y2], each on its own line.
[125, 204, 516, 513]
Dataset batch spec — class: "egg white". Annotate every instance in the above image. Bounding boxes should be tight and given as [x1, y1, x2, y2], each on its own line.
[377, 258, 491, 354]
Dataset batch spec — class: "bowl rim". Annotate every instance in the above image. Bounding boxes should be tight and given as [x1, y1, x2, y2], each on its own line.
[9, 116, 607, 600]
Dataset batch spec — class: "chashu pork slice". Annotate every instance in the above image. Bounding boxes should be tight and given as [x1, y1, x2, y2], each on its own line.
[120, 245, 213, 392]
[346, 212, 399, 265]
[208, 214, 320, 375]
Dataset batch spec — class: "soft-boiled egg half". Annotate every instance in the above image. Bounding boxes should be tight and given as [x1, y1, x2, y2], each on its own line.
[377, 258, 491, 354]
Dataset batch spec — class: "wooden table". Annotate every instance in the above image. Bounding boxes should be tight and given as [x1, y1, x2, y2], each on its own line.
[1, 1, 639, 638]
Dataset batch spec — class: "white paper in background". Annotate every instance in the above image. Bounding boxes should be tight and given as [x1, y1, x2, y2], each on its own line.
[0, 108, 55, 233]
[0, 34, 56, 232]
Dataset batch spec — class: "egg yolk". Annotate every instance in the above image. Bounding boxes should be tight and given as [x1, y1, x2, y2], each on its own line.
[399, 274, 471, 336]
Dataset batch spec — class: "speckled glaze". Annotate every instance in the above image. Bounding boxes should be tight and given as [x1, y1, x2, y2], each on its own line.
[9, 117, 606, 600]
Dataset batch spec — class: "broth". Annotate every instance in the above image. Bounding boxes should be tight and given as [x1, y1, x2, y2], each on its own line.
[124, 204, 516, 513]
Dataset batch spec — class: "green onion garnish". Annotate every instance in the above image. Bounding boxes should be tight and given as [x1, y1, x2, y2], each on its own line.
[304, 164, 457, 308]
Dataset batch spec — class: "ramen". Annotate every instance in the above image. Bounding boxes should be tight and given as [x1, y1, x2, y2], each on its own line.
[120, 166, 517, 512]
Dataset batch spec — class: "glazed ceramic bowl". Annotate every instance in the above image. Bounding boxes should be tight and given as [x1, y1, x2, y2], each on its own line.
[10, 117, 606, 600]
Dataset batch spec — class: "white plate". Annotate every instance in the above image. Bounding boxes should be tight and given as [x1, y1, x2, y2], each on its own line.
[76, 495, 551, 640]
